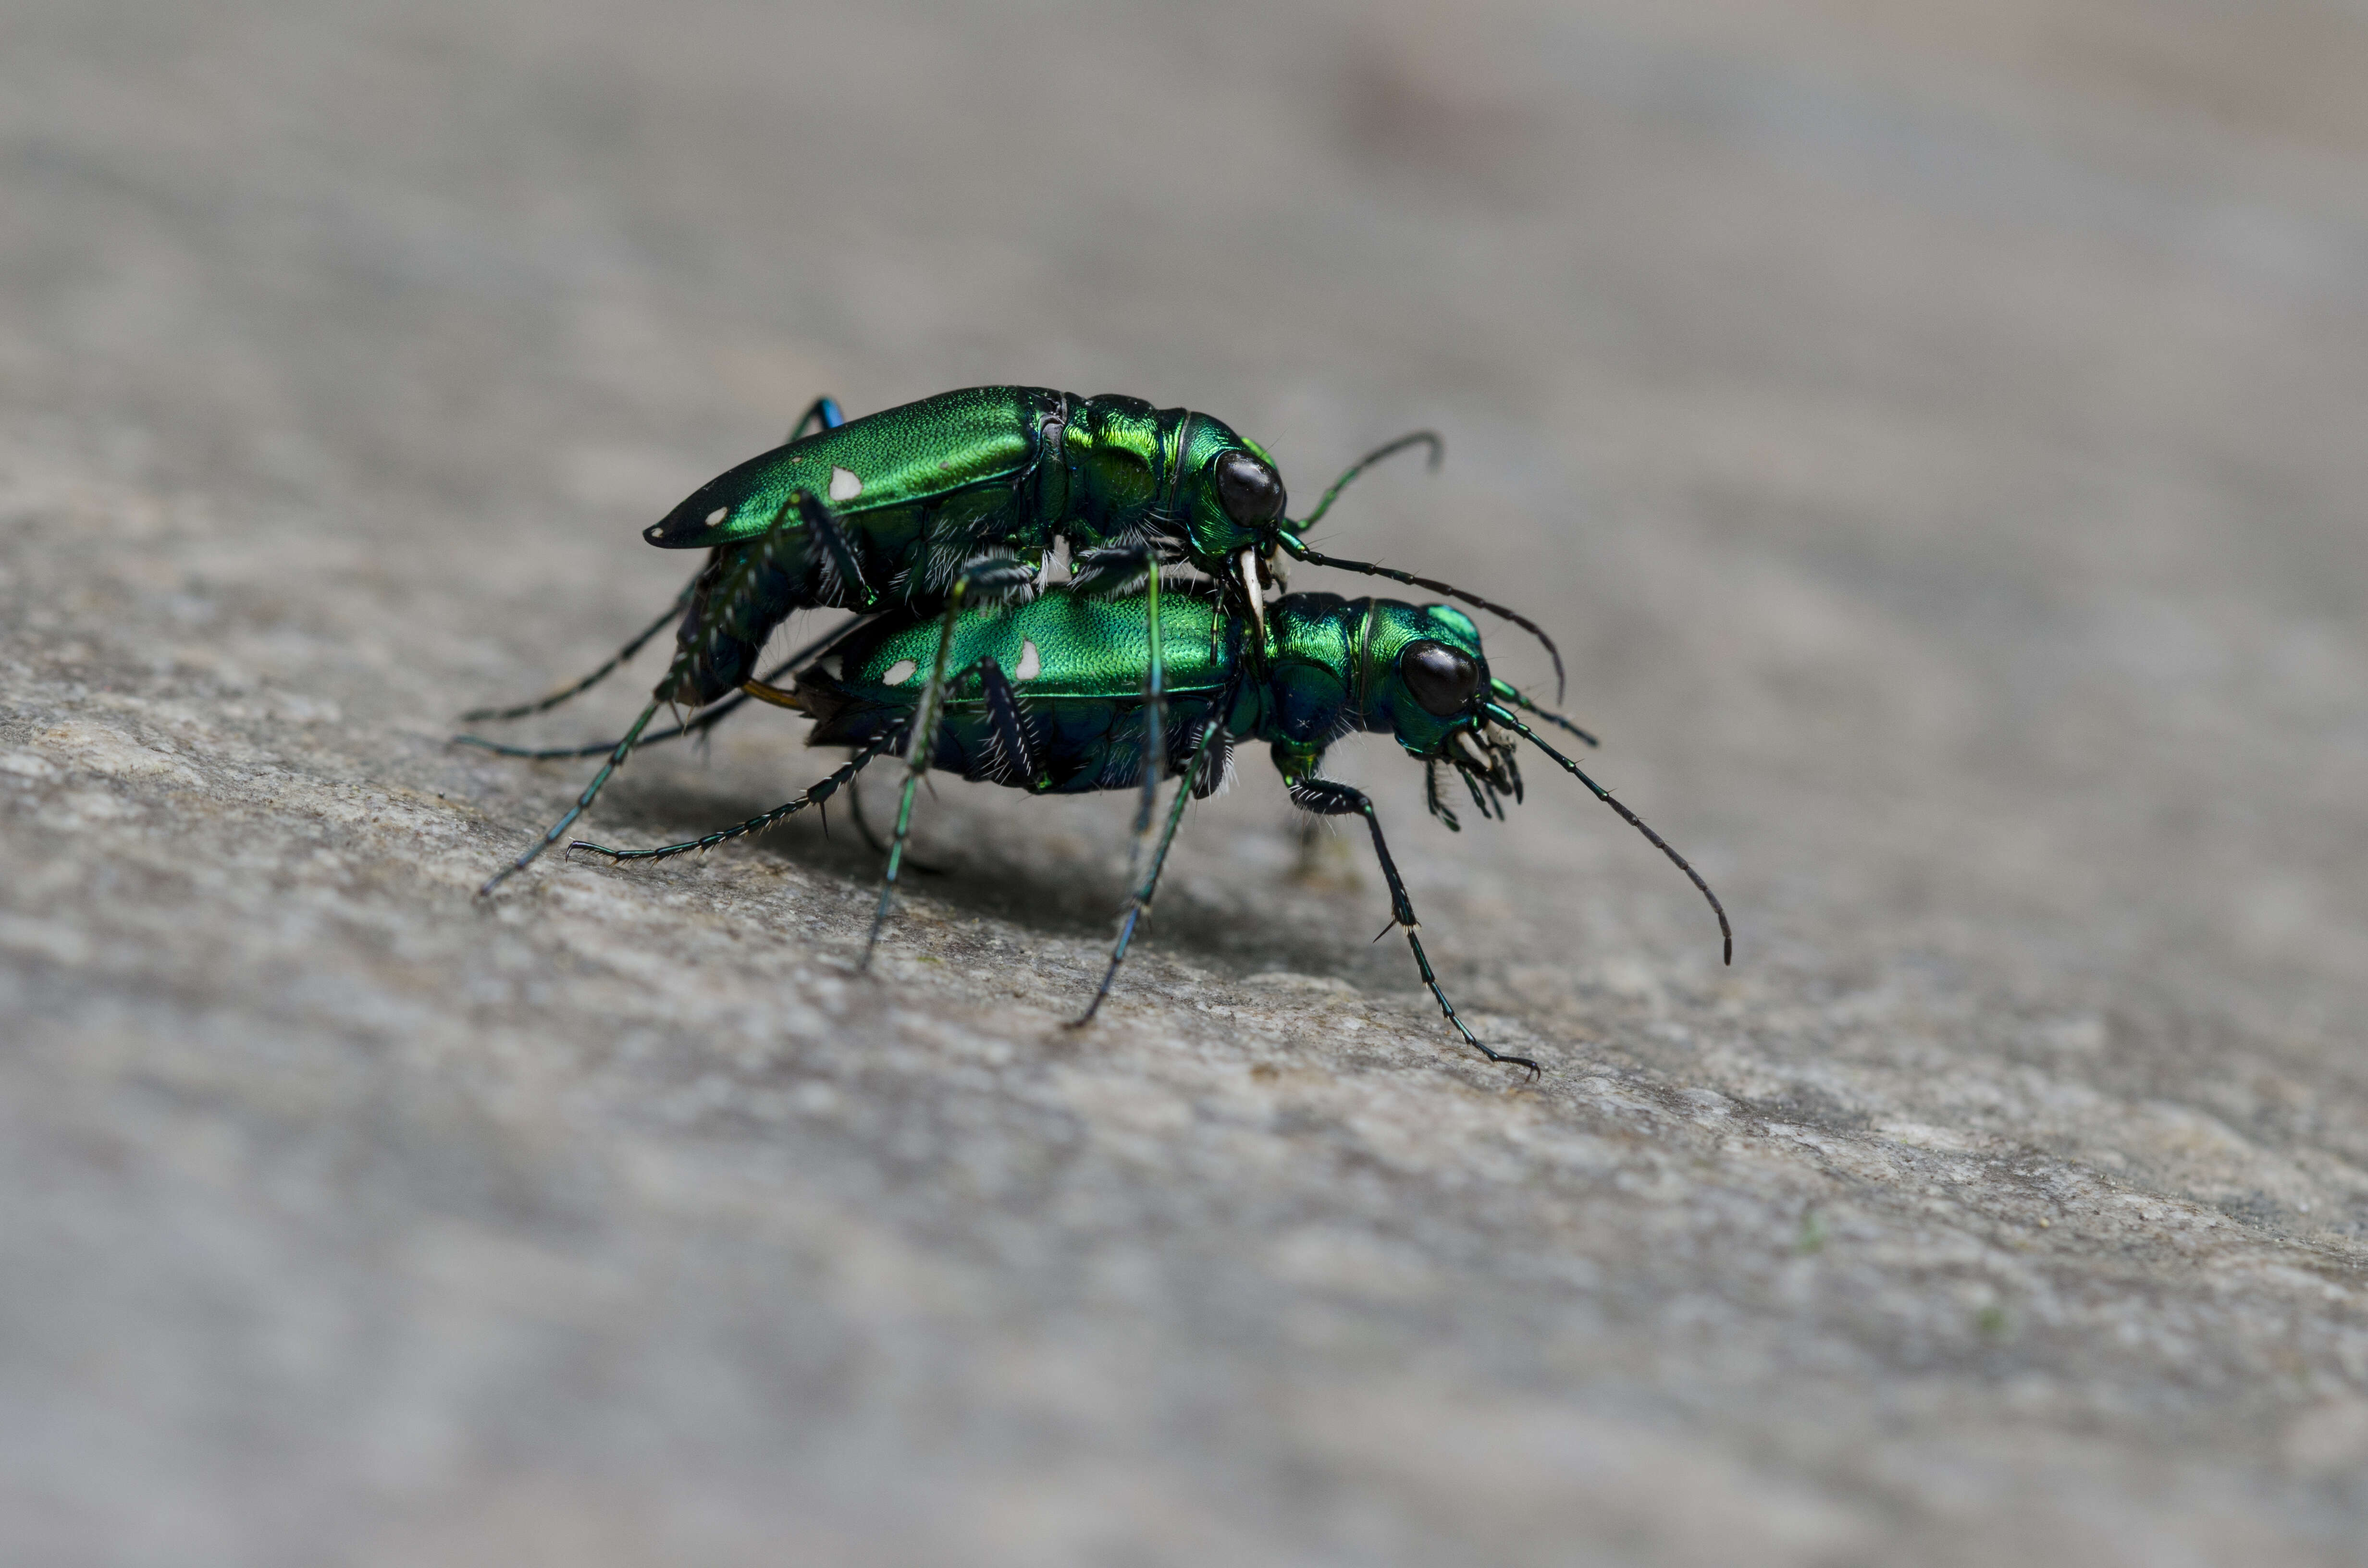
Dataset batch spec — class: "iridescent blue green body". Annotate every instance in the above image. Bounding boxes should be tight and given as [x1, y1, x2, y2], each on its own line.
[469, 387, 1579, 900]
[648, 388, 1286, 706]
[562, 583, 1730, 1078]
[792, 587, 1485, 793]
[463, 388, 1724, 1075]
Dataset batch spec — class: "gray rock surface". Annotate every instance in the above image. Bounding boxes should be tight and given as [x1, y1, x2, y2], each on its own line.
[5, 1, 2368, 1562]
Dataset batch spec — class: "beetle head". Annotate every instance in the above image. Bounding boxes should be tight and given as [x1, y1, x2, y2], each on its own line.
[1174, 416, 1290, 564]
[1352, 601, 1492, 756]
[1350, 600, 1533, 823]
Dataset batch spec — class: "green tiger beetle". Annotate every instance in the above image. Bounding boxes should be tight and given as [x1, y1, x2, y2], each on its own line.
[555, 579, 1729, 1078]
[469, 388, 1564, 898]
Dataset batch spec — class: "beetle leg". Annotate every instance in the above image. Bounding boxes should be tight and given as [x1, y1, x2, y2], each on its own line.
[1067, 541, 1151, 596]
[458, 574, 700, 723]
[1190, 725, 1233, 800]
[478, 697, 665, 896]
[567, 727, 902, 866]
[864, 584, 966, 967]
[1066, 540, 1166, 869]
[845, 766, 945, 876]
[469, 601, 880, 889]
[861, 559, 1033, 969]
[793, 490, 880, 612]
[475, 527, 821, 890]
[1072, 705, 1227, 1028]
[786, 394, 846, 443]
[954, 555, 1038, 604]
[964, 655, 1045, 790]
[1134, 557, 1166, 845]
[1286, 775, 1541, 1079]
[454, 614, 863, 761]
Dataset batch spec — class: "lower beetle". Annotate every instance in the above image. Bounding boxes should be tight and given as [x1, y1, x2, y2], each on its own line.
[562, 579, 1730, 1077]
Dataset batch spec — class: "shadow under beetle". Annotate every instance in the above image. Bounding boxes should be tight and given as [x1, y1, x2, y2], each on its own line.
[555, 578, 1730, 1079]
[471, 388, 1564, 899]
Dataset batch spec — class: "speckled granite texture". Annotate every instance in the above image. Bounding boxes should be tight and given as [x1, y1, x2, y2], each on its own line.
[5, 2, 2368, 1563]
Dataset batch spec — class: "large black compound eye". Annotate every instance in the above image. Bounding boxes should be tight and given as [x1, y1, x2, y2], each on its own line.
[1214, 450, 1286, 524]
[1401, 639, 1481, 717]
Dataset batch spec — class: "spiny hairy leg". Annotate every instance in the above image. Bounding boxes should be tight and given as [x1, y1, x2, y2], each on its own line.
[456, 615, 863, 760]
[478, 698, 664, 896]
[459, 578, 698, 724]
[570, 729, 902, 866]
[1073, 708, 1226, 1028]
[1288, 773, 1541, 1079]
[863, 559, 1036, 969]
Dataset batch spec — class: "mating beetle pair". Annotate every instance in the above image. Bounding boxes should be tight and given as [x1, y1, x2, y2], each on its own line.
[467, 387, 1727, 1076]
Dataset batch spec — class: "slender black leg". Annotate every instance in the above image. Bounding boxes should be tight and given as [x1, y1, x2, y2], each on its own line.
[865, 586, 964, 968]
[844, 769, 944, 873]
[1288, 776, 1541, 1079]
[1072, 710, 1224, 1027]
[861, 558, 1034, 969]
[795, 491, 881, 612]
[571, 728, 902, 865]
[1133, 557, 1166, 834]
[459, 578, 699, 723]
[1067, 541, 1165, 871]
[1067, 542, 1153, 596]
[478, 698, 663, 896]
[787, 395, 846, 443]
[475, 490, 877, 897]
[966, 655, 1044, 788]
[465, 398, 838, 731]
[847, 650, 1029, 875]
[455, 615, 864, 760]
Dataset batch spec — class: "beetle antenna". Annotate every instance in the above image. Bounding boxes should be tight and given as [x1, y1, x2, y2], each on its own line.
[1485, 704, 1731, 964]
[1488, 679, 1597, 747]
[1281, 538, 1566, 701]
[1292, 429, 1443, 530]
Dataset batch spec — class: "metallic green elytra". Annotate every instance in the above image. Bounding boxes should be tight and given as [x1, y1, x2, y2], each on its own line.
[563, 581, 1732, 1079]
[470, 387, 1569, 900]
[642, 389, 1293, 707]
[647, 387, 1280, 567]
[789, 590, 1489, 790]
[641, 387, 1563, 708]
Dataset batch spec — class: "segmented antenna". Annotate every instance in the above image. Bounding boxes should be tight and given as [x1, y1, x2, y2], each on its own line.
[1485, 704, 1731, 965]
[1292, 429, 1443, 530]
[1286, 541, 1567, 701]
[1488, 679, 1597, 747]
[1281, 430, 1566, 699]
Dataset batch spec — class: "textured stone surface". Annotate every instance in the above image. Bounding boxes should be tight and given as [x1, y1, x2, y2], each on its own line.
[6, 1, 2368, 1562]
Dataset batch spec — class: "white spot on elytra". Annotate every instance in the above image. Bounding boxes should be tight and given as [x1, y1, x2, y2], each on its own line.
[1014, 640, 1041, 681]
[704, 505, 728, 527]
[882, 658, 918, 687]
[828, 466, 862, 502]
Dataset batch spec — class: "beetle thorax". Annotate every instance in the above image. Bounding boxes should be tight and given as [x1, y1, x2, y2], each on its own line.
[1064, 395, 1185, 543]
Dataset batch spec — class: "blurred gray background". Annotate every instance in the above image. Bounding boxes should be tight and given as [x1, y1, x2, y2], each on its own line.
[4, 1, 2367, 1563]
